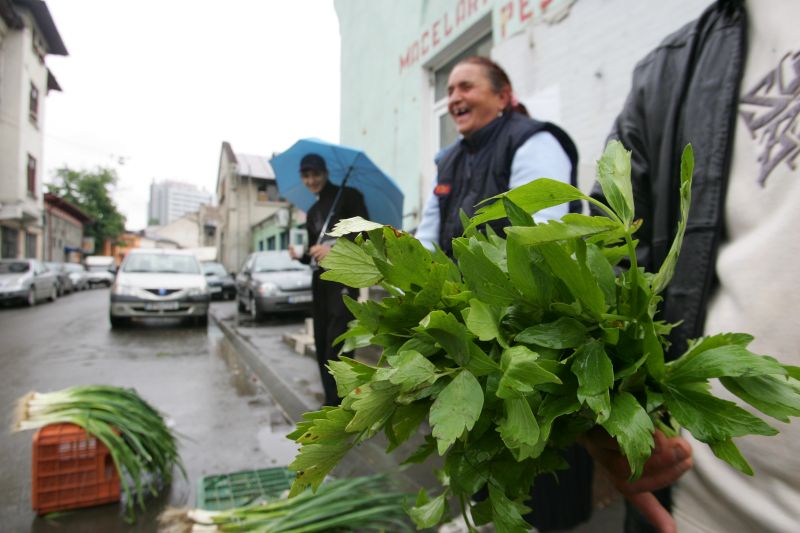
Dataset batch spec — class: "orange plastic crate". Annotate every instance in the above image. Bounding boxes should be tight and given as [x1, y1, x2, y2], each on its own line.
[32, 423, 121, 514]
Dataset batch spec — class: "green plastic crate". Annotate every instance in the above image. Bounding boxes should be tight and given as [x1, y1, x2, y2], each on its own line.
[196, 467, 295, 510]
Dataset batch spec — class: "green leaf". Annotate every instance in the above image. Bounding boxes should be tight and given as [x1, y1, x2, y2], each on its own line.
[667, 345, 786, 384]
[376, 229, 433, 291]
[326, 216, 385, 237]
[319, 238, 383, 287]
[586, 243, 617, 307]
[572, 341, 615, 422]
[288, 408, 356, 495]
[596, 140, 634, 226]
[505, 214, 619, 245]
[708, 438, 753, 476]
[538, 242, 606, 315]
[663, 384, 778, 443]
[388, 350, 438, 392]
[516, 317, 588, 349]
[497, 346, 562, 399]
[464, 342, 502, 376]
[652, 144, 693, 294]
[599, 392, 654, 479]
[506, 234, 552, 310]
[502, 196, 535, 227]
[419, 310, 473, 366]
[497, 397, 540, 459]
[469, 178, 588, 229]
[327, 356, 377, 398]
[402, 434, 437, 465]
[346, 382, 400, 437]
[488, 484, 532, 533]
[465, 298, 505, 345]
[409, 490, 447, 529]
[720, 374, 800, 422]
[430, 370, 484, 454]
[453, 238, 521, 306]
[385, 402, 430, 452]
[414, 262, 449, 308]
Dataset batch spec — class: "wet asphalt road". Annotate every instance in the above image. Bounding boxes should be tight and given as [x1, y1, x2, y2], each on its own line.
[0, 288, 301, 532]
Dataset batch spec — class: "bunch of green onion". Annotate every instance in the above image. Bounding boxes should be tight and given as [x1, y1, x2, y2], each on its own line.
[13, 384, 185, 519]
[159, 474, 413, 532]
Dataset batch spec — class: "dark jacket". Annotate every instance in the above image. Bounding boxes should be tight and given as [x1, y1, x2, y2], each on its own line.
[436, 111, 579, 256]
[592, 0, 747, 362]
[300, 181, 368, 266]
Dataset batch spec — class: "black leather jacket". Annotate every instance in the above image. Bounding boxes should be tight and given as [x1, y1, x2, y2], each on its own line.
[592, 0, 747, 361]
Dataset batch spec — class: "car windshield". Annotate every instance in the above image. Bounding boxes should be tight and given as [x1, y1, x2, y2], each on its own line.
[202, 262, 227, 276]
[88, 265, 111, 272]
[0, 261, 29, 273]
[253, 254, 307, 273]
[122, 254, 201, 274]
[65, 264, 85, 272]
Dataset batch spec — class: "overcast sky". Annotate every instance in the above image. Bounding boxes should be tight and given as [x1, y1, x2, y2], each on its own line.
[43, 0, 341, 230]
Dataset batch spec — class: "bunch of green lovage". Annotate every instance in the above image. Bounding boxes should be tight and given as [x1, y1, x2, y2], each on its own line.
[286, 141, 800, 533]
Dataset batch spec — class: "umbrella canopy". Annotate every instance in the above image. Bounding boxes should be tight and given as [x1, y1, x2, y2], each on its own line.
[270, 138, 404, 228]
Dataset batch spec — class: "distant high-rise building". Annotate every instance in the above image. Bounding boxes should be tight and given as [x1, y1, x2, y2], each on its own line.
[148, 180, 213, 226]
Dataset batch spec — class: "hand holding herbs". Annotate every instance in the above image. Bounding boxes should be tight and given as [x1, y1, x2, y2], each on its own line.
[287, 142, 800, 532]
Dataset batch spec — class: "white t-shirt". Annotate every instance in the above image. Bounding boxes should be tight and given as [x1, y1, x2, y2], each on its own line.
[673, 2, 800, 531]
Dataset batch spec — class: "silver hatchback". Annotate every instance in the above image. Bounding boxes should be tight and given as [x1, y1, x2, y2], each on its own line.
[236, 251, 312, 321]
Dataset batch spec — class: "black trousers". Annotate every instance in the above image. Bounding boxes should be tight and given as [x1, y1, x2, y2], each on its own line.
[311, 272, 358, 406]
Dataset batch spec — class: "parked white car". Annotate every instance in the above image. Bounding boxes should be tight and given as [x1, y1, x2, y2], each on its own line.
[64, 262, 89, 291]
[109, 249, 210, 328]
[0, 259, 59, 306]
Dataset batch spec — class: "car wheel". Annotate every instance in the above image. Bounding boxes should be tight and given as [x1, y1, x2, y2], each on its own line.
[109, 314, 130, 328]
[49, 285, 58, 302]
[237, 296, 246, 312]
[250, 295, 263, 321]
[195, 314, 209, 327]
[26, 287, 36, 306]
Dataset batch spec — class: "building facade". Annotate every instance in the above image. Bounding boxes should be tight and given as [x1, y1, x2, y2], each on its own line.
[251, 205, 306, 253]
[334, 0, 709, 230]
[147, 179, 213, 226]
[216, 141, 288, 273]
[0, 0, 66, 258]
[43, 192, 90, 262]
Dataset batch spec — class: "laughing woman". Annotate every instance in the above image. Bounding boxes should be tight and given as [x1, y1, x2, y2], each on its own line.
[415, 56, 580, 257]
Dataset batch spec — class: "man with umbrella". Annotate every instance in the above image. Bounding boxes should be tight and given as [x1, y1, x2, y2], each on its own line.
[289, 153, 368, 407]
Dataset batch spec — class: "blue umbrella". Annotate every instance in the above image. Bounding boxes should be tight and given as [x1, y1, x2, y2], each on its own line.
[270, 138, 404, 229]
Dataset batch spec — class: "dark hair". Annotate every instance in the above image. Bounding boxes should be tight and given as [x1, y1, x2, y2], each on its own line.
[455, 56, 528, 116]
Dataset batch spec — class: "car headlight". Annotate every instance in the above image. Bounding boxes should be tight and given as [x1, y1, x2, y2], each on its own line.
[257, 282, 278, 296]
[187, 287, 208, 297]
[112, 284, 138, 296]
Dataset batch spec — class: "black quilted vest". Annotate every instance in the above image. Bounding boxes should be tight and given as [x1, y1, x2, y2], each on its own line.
[435, 111, 579, 256]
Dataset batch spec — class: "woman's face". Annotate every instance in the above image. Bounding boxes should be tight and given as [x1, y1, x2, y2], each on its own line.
[301, 169, 328, 194]
[447, 63, 510, 138]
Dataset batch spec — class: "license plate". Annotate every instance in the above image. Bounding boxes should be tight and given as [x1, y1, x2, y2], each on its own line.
[144, 301, 180, 311]
[288, 294, 312, 304]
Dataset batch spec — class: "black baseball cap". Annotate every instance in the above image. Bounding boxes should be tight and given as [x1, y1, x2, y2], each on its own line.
[299, 153, 327, 173]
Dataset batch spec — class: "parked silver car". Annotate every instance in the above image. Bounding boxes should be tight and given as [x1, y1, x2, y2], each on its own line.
[0, 259, 59, 306]
[109, 249, 210, 328]
[236, 251, 313, 321]
[202, 261, 236, 300]
[64, 262, 89, 291]
[45, 262, 74, 296]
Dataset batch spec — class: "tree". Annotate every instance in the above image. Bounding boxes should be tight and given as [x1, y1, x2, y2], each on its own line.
[47, 167, 127, 248]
